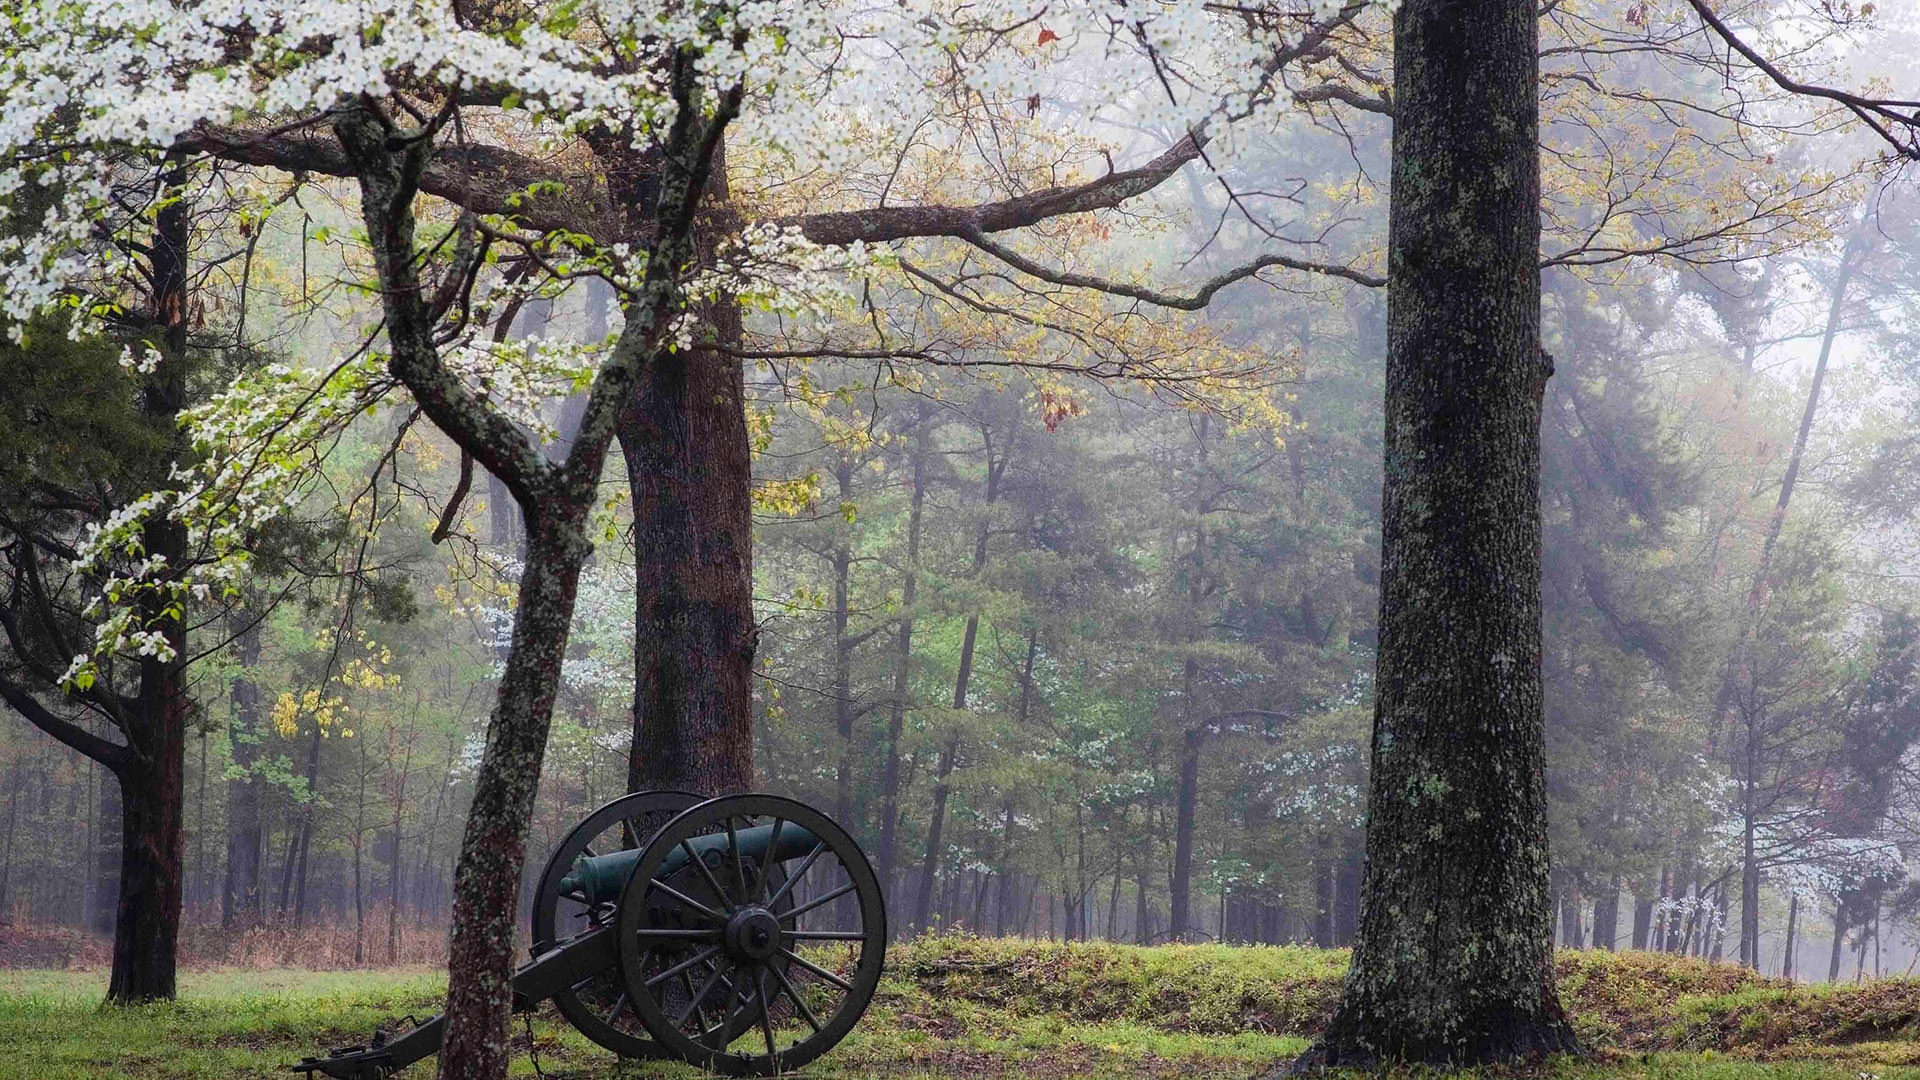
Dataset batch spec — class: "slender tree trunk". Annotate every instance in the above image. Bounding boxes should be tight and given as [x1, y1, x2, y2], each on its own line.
[877, 431, 927, 899]
[1168, 717, 1204, 941]
[0, 761, 16, 919]
[1740, 769, 1760, 968]
[1297, 0, 1576, 1061]
[387, 717, 415, 964]
[913, 434, 1004, 930]
[1709, 230, 1871, 747]
[1828, 899, 1847, 982]
[279, 723, 323, 925]
[223, 615, 265, 930]
[192, 731, 208, 911]
[831, 459, 859, 828]
[1631, 886, 1653, 950]
[92, 764, 118, 935]
[1169, 414, 1211, 943]
[1782, 894, 1799, 980]
[438, 510, 596, 1080]
[1135, 855, 1154, 945]
[1593, 878, 1619, 951]
[912, 735, 957, 933]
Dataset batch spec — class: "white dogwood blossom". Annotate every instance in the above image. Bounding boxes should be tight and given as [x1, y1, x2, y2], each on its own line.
[1, 0, 1381, 685]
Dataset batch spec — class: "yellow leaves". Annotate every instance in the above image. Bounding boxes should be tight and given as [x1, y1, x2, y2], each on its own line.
[271, 692, 300, 738]
[271, 688, 349, 738]
[753, 473, 824, 516]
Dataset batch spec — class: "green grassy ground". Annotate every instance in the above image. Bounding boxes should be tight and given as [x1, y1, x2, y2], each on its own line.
[7, 937, 1920, 1079]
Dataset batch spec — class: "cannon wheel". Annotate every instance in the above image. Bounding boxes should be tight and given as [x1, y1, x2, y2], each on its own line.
[531, 789, 701, 1060]
[617, 793, 886, 1077]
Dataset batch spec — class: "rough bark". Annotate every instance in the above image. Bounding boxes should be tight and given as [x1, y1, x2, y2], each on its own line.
[1292, 0, 1577, 1064]
[619, 306, 756, 796]
[618, 140, 756, 799]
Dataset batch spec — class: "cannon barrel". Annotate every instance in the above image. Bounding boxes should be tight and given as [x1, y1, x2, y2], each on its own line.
[558, 820, 821, 905]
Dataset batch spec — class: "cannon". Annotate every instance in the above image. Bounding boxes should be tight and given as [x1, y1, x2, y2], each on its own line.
[294, 792, 886, 1078]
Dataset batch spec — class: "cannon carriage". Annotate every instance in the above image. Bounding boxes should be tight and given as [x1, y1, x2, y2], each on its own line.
[295, 792, 886, 1078]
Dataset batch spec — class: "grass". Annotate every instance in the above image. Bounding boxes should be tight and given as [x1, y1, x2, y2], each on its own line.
[8, 937, 1920, 1078]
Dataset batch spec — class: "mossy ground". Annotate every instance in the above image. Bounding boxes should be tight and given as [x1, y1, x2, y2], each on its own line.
[7, 936, 1920, 1078]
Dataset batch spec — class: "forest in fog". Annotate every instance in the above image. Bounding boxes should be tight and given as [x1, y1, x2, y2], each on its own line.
[3, 0, 1919, 992]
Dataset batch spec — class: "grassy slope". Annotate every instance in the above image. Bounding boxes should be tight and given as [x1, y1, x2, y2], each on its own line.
[7, 937, 1920, 1078]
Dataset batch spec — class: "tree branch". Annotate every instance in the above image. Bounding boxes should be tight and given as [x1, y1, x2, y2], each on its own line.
[1683, 0, 1920, 159]
[0, 672, 131, 772]
[959, 227, 1385, 304]
[785, 133, 1209, 246]
[182, 121, 613, 236]
[330, 100, 559, 512]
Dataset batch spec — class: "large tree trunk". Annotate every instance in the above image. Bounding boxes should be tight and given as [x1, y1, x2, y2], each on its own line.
[619, 148, 756, 799]
[619, 318, 756, 796]
[223, 615, 265, 931]
[1295, 0, 1577, 1063]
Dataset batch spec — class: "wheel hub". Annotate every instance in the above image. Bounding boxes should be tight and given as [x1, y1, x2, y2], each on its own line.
[723, 907, 783, 963]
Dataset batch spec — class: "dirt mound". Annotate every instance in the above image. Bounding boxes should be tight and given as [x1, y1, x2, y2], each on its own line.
[892, 934, 1903, 1053]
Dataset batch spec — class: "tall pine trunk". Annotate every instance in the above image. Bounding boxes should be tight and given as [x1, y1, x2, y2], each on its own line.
[1295, 0, 1577, 1063]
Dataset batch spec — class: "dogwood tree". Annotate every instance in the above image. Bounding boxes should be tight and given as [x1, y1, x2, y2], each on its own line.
[0, 0, 1397, 1074]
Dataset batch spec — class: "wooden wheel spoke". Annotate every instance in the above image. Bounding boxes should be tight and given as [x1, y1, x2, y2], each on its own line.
[633, 927, 721, 941]
[646, 878, 728, 924]
[759, 818, 787, 902]
[676, 959, 733, 1032]
[645, 945, 722, 989]
[765, 843, 825, 909]
[781, 881, 857, 922]
[680, 838, 737, 912]
[755, 967, 779, 1056]
[768, 957, 824, 1034]
[725, 816, 749, 902]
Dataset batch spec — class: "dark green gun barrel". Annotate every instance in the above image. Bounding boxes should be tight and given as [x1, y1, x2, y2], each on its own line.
[558, 821, 822, 905]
